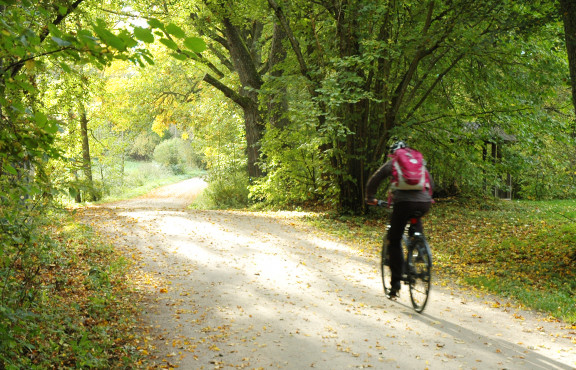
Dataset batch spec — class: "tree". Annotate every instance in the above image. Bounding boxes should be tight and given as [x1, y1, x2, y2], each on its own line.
[40, 66, 103, 201]
[559, 0, 576, 134]
[125, 0, 292, 180]
[0, 0, 154, 198]
[266, 0, 568, 213]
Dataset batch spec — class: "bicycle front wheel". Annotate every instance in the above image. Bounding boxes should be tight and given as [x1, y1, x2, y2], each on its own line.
[407, 238, 432, 313]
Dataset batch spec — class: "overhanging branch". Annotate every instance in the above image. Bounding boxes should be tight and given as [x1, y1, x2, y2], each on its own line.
[203, 73, 249, 108]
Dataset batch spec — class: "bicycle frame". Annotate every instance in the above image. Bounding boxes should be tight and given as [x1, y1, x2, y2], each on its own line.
[381, 212, 433, 313]
[407, 218, 432, 264]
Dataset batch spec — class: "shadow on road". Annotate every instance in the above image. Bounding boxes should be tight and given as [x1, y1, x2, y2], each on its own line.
[79, 200, 576, 369]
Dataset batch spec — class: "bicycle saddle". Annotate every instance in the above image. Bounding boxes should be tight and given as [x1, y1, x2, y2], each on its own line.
[410, 211, 424, 218]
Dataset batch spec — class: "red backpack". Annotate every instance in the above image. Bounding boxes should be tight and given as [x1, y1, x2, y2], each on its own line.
[390, 148, 431, 193]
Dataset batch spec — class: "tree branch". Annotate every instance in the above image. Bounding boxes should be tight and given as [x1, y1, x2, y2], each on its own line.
[412, 106, 532, 126]
[406, 53, 465, 123]
[2, 46, 86, 75]
[203, 73, 249, 108]
[10, 0, 85, 78]
[267, 0, 312, 83]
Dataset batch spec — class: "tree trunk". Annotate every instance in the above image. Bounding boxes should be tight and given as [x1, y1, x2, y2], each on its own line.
[267, 22, 290, 129]
[560, 0, 576, 136]
[333, 2, 371, 214]
[243, 101, 264, 179]
[79, 109, 96, 200]
[217, 16, 265, 179]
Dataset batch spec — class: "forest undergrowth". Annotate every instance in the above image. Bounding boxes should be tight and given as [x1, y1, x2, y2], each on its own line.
[0, 161, 196, 369]
[0, 206, 148, 369]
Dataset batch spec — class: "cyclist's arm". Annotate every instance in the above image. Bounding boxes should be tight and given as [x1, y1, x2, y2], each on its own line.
[365, 161, 392, 204]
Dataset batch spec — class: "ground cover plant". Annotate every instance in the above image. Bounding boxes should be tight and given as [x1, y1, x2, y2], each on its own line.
[305, 199, 576, 325]
[0, 205, 146, 368]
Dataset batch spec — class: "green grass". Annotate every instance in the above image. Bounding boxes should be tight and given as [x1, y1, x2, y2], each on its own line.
[304, 199, 576, 324]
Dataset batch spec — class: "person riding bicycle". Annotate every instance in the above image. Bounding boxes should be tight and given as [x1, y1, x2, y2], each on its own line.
[365, 141, 434, 299]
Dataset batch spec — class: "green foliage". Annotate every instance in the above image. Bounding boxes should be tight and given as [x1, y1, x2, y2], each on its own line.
[123, 0, 574, 212]
[251, 124, 330, 207]
[130, 131, 162, 160]
[194, 170, 250, 209]
[0, 0, 157, 207]
[183, 87, 250, 208]
[264, 0, 572, 212]
[510, 140, 576, 200]
[3, 0, 575, 214]
[153, 137, 201, 174]
[0, 193, 54, 318]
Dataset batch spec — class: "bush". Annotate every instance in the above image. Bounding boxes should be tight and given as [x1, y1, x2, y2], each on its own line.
[129, 132, 161, 161]
[153, 138, 203, 174]
[193, 170, 249, 209]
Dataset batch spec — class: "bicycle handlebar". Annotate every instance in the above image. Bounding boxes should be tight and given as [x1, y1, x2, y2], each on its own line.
[366, 199, 388, 207]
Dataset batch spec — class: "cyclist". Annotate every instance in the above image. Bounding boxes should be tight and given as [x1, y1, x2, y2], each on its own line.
[365, 141, 434, 298]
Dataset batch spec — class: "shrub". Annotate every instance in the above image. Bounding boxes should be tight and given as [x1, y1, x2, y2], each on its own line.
[193, 170, 249, 209]
[129, 132, 161, 161]
[153, 138, 203, 174]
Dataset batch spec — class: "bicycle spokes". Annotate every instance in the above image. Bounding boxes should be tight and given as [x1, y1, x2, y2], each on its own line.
[408, 242, 431, 313]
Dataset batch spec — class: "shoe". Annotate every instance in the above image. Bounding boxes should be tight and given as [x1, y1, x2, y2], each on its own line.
[387, 288, 399, 299]
[387, 282, 401, 299]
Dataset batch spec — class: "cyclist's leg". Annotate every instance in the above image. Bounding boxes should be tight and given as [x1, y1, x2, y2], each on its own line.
[387, 205, 410, 292]
[410, 202, 431, 234]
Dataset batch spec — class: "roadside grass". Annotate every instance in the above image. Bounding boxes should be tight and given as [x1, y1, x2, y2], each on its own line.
[0, 209, 146, 368]
[304, 199, 576, 325]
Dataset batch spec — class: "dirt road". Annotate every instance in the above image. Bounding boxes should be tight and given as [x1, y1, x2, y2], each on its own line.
[79, 178, 576, 369]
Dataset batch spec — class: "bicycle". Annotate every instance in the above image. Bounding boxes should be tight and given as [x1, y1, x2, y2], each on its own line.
[374, 200, 432, 313]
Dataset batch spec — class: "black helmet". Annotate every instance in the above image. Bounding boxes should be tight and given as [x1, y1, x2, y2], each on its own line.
[389, 141, 406, 153]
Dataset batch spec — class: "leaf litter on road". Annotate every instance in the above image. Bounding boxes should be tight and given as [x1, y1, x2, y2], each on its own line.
[77, 182, 576, 368]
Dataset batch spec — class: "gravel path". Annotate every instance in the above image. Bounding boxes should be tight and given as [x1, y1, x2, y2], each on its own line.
[79, 178, 576, 369]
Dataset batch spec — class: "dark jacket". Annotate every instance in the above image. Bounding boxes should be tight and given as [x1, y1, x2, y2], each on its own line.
[366, 160, 434, 203]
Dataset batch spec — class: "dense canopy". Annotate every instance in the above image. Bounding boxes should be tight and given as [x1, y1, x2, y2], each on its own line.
[1, 0, 575, 211]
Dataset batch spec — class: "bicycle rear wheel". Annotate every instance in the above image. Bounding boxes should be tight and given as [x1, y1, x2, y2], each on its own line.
[381, 235, 409, 297]
[407, 237, 432, 313]
[380, 239, 392, 295]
